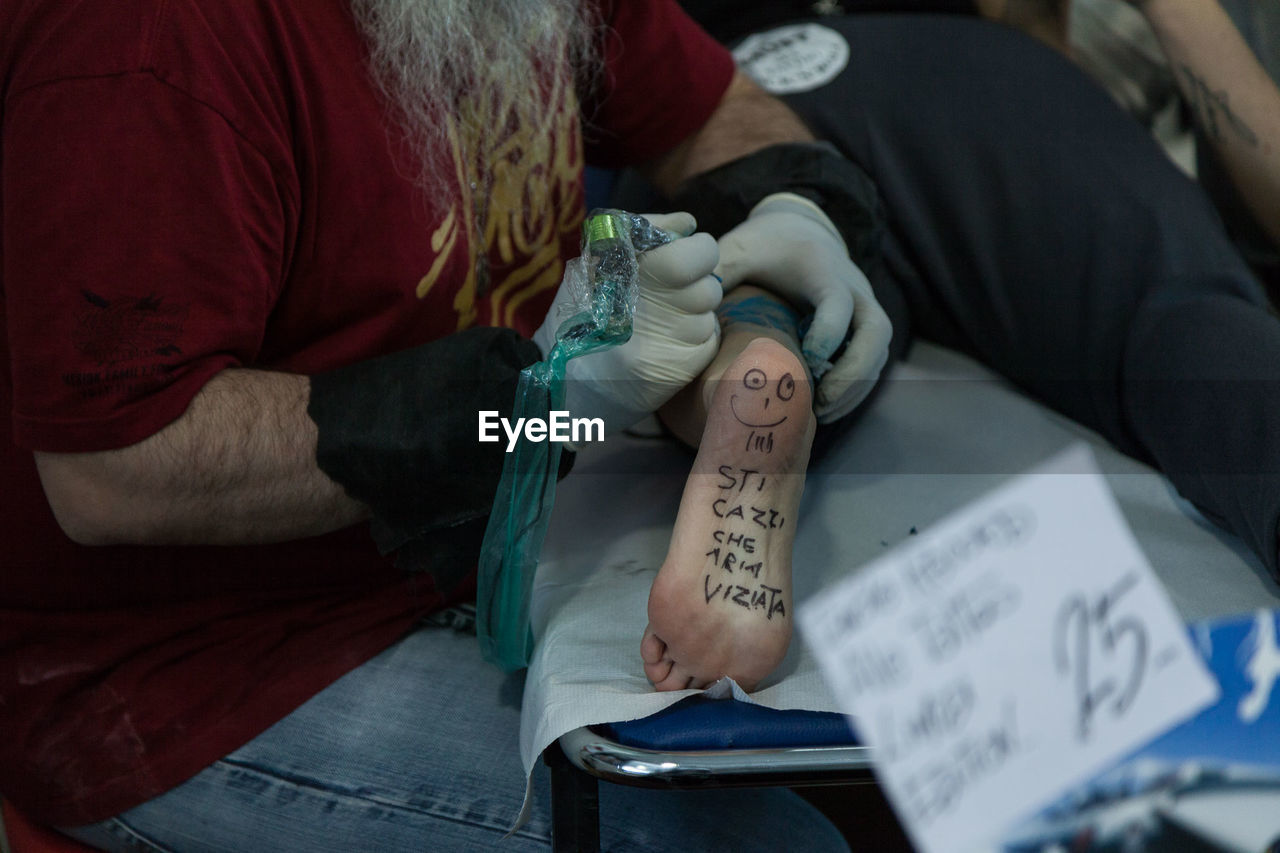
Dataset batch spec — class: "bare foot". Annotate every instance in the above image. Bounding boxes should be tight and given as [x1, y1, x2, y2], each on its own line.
[641, 338, 815, 692]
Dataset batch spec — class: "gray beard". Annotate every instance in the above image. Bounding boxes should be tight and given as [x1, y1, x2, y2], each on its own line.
[351, 0, 598, 199]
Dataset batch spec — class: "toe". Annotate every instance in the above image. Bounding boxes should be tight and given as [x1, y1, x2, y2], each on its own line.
[645, 658, 675, 686]
[642, 627, 676, 685]
[653, 663, 696, 692]
[640, 626, 667, 665]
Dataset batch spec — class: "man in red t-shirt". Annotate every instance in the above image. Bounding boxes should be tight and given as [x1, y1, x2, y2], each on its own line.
[2, 1, 889, 848]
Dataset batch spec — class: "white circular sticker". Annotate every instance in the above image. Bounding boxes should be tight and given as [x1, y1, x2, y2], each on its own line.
[732, 23, 850, 95]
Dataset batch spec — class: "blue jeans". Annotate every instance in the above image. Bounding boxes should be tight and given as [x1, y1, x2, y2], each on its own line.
[60, 623, 849, 852]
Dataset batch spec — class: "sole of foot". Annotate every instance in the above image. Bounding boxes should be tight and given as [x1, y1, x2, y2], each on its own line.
[641, 337, 816, 692]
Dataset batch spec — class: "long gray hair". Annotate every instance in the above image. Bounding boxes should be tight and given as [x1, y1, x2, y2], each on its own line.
[351, 0, 601, 199]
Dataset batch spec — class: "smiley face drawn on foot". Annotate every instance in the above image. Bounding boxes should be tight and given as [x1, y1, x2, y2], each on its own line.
[729, 368, 796, 428]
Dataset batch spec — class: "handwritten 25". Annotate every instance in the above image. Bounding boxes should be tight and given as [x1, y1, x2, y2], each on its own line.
[1055, 571, 1165, 742]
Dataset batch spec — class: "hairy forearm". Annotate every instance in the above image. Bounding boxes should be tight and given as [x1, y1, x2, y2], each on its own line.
[642, 70, 814, 197]
[34, 368, 369, 546]
[1141, 0, 1280, 246]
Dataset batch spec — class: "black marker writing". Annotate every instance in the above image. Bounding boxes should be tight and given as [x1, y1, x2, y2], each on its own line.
[712, 530, 756, 552]
[909, 574, 1020, 663]
[717, 466, 765, 492]
[841, 643, 909, 696]
[898, 701, 1021, 827]
[1054, 572, 1148, 742]
[702, 575, 786, 620]
[876, 678, 976, 764]
[712, 499, 785, 529]
[903, 506, 1035, 597]
[745, 430, 775, 454]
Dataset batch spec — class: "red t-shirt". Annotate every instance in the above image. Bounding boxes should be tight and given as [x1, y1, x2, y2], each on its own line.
[0, 0, 734, 826]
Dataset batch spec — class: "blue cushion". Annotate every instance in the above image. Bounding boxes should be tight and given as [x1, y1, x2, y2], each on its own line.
[597, 696, 859, 750]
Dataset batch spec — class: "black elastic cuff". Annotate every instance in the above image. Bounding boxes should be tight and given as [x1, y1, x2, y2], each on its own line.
[669, 141, 886, 274]
[307, 327, 544, 586]
[671, 141, 890, 423]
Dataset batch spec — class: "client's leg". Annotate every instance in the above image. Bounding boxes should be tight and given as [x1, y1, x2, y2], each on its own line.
[641, 287, 816, 692]
[774, 15, 1280, 576]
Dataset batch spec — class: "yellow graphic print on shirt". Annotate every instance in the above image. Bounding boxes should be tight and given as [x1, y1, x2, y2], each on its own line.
[417, 69, 585, 331]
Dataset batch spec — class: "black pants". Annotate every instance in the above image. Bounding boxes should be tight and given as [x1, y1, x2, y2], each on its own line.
[621, 14, 1280, 576]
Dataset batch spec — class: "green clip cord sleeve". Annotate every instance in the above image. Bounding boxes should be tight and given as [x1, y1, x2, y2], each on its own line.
[476, 210, 672, 671]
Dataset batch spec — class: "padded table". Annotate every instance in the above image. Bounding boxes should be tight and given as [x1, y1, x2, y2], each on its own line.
[516, 341, 1280, 843]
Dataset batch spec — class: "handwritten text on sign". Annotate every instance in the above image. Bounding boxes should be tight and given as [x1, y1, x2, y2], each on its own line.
[798, 445, 1219, 853]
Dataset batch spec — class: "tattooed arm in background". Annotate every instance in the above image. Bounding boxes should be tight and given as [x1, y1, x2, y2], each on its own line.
[1132, 0, 1280, 248]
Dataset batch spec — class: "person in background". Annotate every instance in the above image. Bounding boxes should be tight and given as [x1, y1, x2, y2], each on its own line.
[644, 3, 1280, 589]
[985, 0, 1280, 289]
[1128, 0, 1280, 292]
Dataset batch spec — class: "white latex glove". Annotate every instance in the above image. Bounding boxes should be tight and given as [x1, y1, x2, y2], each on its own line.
[716, 192, 892, 424]
[533, 212, 722, 436]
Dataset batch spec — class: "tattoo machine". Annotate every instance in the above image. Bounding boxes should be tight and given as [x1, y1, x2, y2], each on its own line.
[477, 210, 673, 672]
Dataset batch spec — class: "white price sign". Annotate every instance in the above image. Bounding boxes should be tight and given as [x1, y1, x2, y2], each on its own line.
[798, 445, 1220, 853]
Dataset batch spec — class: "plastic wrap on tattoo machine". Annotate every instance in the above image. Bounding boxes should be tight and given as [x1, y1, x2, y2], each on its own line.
[477, 210, 673, 672]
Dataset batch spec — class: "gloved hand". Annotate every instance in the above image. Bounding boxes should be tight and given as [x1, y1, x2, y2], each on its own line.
[716, 192, 892, 423]
[532, 212, 722, 435]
